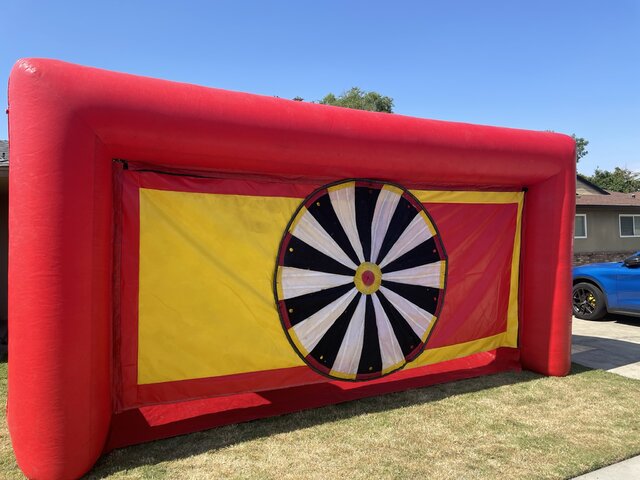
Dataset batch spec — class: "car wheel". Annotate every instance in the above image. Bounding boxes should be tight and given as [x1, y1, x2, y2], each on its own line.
[572, 282, 607, 320]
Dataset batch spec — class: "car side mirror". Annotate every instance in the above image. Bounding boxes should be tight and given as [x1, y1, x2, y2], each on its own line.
[623, 255, 640, 268]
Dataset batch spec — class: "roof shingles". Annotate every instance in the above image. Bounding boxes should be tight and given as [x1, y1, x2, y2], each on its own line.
[577, 191, 640, 207]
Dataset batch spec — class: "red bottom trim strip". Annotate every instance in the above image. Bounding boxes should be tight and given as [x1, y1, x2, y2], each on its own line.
[105, 348, 520, 451]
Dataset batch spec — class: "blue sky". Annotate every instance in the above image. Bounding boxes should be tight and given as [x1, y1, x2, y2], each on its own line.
[2, 0, 638, 175]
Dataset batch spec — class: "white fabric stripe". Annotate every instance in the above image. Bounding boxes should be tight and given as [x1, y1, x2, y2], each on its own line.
[381, 262, 443, 289]
[329, 186, 365, 263]
[294, 210, 358, 270]
[292, 288, 358, 352]
[331, 294, 366, 375]
[372, 293, 406, 370]
[281, 267, 353, 299]
[378, 214, 433, 268]
[370, 188, 401, 263]
[379, 286, 434, 339]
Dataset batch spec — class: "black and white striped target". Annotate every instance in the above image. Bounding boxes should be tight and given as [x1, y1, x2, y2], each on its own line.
[275, 179, 447, 381]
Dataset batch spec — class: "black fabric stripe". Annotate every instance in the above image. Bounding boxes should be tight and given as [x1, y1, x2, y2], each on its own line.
[357, 295, 383, 375]
[283, 236, 356, 276]
[309, 293, 362, 371]
[375, 196, 418, 265]
[381, 237, 441, 273]
[285, 283, 355, 327]
[381, 280, 440, 316]
[375, 291, 422, 358]
[355, 186, 380, 262]
[306, 192, 361, 266]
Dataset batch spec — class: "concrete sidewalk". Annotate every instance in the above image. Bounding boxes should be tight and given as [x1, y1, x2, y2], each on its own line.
[571, 314, 640, 479]
[573, 455, 640, 479]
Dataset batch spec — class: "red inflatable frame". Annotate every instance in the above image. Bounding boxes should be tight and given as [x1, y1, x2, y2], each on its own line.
[8, 59, 575, 479]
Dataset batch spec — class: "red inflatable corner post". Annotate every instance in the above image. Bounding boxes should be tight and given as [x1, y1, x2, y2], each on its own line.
[7, 58, 576, 479]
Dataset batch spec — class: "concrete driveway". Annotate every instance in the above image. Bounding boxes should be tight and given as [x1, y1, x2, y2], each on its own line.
[572, 314, 640, 379]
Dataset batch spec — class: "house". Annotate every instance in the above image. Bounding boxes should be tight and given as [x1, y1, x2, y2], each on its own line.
[575, 174, 640, 264]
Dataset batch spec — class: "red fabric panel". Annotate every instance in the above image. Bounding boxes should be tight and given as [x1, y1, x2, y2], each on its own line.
[426, 203, 518, 347]
[117, 170, 519, 408]
[106, 348, 521, 451]
[132, 167, 324, 198]
[136, 367, 325, 407]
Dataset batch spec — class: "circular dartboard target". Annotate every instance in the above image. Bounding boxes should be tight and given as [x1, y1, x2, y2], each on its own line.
[275, 179, 447, 381]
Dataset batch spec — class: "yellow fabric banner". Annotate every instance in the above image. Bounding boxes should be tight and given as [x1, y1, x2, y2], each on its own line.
[138, 189, 305, 384]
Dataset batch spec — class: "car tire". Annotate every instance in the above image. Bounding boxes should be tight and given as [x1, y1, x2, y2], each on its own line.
[572, 282, 607, 320]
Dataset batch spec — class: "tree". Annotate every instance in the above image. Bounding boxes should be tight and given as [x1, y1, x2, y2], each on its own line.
[318, 87, 394, 113]
[572, 134, 589, 162]
[588, 167, 640, 193]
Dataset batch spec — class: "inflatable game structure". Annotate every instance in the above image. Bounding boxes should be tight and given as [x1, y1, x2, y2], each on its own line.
[7, 59, 576, 479]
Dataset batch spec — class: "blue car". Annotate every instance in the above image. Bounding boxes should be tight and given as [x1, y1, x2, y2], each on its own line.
[572, 252, 640, 320]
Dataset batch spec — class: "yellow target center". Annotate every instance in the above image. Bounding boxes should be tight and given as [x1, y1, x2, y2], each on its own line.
[354, 262, 382, 294]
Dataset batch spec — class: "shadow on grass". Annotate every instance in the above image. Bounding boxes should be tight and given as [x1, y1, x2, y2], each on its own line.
[87, 363, 591, 478]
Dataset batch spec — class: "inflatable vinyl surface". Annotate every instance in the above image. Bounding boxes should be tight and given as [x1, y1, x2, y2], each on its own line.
[7, 59, 575, 479]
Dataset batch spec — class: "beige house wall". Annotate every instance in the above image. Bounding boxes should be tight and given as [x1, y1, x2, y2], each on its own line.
[576, 177, 605, 195]
[574, 206, 640, 253]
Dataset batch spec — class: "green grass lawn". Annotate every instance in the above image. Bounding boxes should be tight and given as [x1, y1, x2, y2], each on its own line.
[2, 361, 640, 479]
